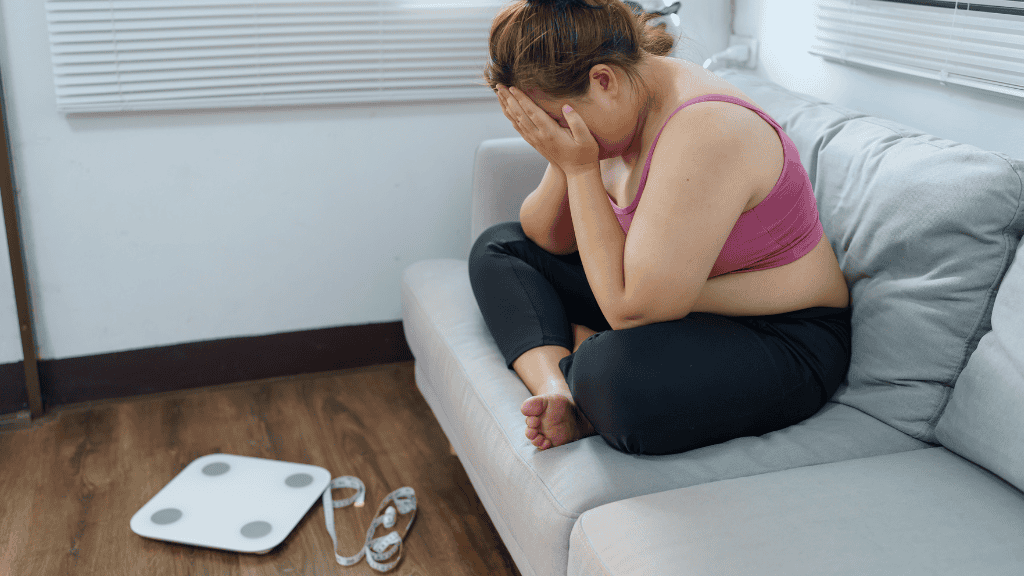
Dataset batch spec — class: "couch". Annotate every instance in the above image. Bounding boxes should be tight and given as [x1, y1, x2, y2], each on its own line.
[400, 70, 1024, 576]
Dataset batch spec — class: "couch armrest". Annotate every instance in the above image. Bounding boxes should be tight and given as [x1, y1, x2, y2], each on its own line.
[469, 137, 548, 252]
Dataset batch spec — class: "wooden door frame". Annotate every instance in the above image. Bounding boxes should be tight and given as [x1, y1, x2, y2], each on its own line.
[0, 66, 43, 418]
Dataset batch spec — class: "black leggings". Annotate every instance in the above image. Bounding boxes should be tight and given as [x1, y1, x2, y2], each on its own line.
[468, 222, 852, 456]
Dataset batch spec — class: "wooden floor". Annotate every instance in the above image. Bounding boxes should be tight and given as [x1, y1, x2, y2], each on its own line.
[0, 361, 522, 576]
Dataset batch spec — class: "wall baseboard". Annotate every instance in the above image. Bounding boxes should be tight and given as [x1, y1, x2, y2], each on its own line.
[0, 361, 28, 416]
[8, 321, 414, 411]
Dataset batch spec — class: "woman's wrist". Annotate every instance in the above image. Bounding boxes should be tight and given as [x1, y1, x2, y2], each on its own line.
[563, 162, 602, 185]
[561, 161, 598, 179]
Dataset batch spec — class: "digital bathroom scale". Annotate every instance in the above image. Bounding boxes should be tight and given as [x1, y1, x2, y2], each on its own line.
[130, 453, 332, 554]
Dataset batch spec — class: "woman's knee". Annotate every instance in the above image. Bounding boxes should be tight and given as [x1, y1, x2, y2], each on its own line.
[565, 331, 650, 435]
[468, 221, 525, 288]
[469, 221, 526, 263]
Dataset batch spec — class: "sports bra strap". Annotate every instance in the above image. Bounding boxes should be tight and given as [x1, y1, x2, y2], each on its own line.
[636, 94, 779, 199]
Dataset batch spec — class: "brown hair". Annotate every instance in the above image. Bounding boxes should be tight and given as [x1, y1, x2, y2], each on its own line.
[484, 0, 676, 100]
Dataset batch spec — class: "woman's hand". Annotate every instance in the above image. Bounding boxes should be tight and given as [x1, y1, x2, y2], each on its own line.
[496, 84, 599, 176]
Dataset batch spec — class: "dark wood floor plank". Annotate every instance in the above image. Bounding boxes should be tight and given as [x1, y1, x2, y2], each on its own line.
[0, 361, 521, 576]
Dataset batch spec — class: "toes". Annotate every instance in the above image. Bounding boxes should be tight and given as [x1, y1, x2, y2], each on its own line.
[525, 427, 538, 441]
[532, 434, 547, 448]
[526, 415, 540, 428]
[539, 438, 552, 450]
[521, 396, 547, 417]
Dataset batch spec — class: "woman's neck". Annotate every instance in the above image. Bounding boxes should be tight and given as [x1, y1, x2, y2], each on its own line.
[620, 56, 688, 165]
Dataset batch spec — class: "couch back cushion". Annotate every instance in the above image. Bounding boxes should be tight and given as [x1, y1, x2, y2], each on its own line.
[470, 137, 548, 254]
[935, 235, 1024, 492]
[720, 71, 1024, 443]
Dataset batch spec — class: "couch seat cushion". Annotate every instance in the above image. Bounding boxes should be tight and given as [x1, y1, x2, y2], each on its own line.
[402, 258, 930, 576]
[719, 70, 1024, 444]
[569, 447, 1024, 576]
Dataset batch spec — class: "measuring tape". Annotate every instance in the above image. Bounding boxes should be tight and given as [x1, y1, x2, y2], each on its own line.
[321, 476, 417, 572]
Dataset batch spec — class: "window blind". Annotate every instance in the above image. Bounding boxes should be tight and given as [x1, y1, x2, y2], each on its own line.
[811, 0, 1024, 99]
[44, 0, 506, 113]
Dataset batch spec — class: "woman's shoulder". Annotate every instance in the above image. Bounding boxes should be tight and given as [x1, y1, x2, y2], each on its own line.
[658, 74, 775, 154]
[647, 83, 781, 192]
[663, 66, 766, 125]
[663, 60, 751, 104]
[656, 94, 761, 153]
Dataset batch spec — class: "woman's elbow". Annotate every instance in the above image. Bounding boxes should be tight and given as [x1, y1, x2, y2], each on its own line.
[608, 305, 693, 331]
[608, 316, 642, 331]
[608, 308, 657, 331]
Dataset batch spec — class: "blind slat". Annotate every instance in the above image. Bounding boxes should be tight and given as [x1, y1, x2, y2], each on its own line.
[51, 38, 488, 58]
[56, 61, 491, 88]
[54, 44, 485, 66]
[53, 48, 486, 70]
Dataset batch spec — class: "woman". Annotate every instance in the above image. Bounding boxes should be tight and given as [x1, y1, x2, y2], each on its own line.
[469, 0, 851, 455]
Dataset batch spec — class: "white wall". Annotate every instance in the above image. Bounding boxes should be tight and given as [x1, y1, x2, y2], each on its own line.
[734, 0, 1024, 159]
[0, 0, 730, 362]
[0, 0, 521, 361]
[672, 0, 731, 65]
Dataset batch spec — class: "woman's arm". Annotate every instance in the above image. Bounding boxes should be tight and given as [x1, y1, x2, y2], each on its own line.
[519, 162, 578, 255]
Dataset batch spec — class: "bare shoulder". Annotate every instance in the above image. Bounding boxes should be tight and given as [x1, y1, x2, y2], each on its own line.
[656, 92, 783, 191]
[652, 101, 762, 175]
[640, 98, 780, 217]
[669, 100, 752, 140]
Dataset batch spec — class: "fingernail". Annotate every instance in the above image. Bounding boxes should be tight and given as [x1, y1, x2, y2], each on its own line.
[563, 105, 573, 114]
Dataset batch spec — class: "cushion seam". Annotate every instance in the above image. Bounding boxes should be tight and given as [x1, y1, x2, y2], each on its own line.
[933, 153, 1024, 429]
[577, 512, 615, 576]
[951, 152, 1024, 385]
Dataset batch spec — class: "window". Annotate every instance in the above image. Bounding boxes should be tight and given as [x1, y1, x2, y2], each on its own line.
[44, 0, 506, 113]
[812, 0, 1024, 99]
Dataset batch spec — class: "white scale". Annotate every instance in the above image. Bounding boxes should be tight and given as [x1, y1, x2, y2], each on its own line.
[130, 453, 417, 571]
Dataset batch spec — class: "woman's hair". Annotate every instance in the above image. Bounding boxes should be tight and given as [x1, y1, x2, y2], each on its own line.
[485, 0, 676, 100]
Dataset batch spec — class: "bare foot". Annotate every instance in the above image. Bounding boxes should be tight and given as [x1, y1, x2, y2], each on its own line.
[522, 393, 595, 450]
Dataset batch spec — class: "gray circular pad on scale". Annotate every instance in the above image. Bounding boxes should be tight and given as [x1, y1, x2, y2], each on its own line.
[202, 462, 230, 476]
[151, 508, 183, 525]
[285, 473, 313, 488]
[240, 521, 273, 539]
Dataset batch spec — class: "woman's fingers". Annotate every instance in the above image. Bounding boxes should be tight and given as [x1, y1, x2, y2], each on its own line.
[503, 87, 540, 133]
[497, 85, 571, 167]
[498, 97, 515, 124]
[497, 90, 537, 144]
[496, 85, 531, 131]
[495, 85, 526, 135]
[503, 86, 544, 131]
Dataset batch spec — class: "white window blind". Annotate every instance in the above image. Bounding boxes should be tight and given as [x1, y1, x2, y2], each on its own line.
[44, 0, 506, 113]
[812, 0, 1024, 99]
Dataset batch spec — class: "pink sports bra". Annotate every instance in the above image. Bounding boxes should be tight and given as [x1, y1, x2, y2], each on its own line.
[609, 94, 824, 278]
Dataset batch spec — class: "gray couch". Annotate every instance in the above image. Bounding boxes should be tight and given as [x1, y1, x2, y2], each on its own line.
[401, 70, 1024, 576]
